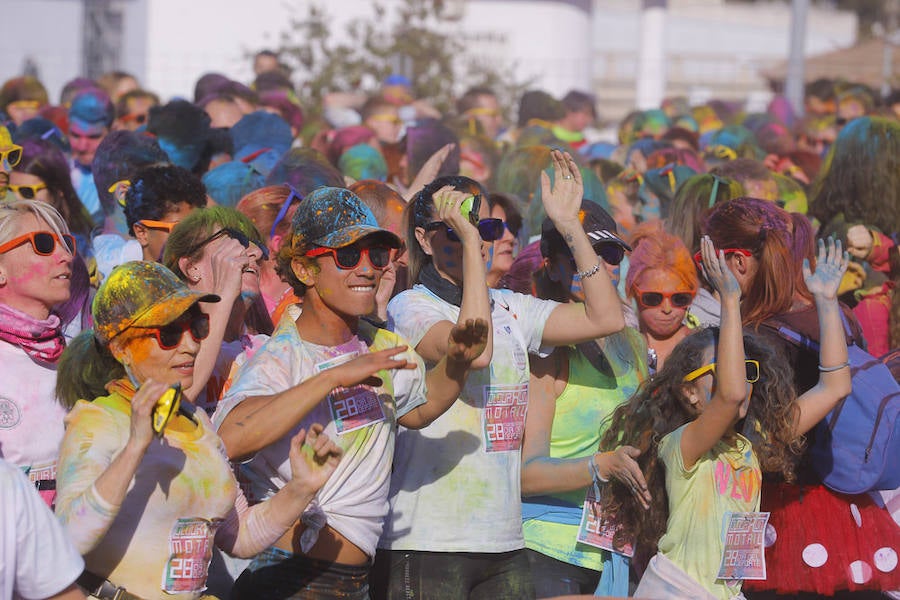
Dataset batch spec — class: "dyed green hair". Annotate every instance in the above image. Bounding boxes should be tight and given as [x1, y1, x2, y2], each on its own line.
[56, 331, 126, 409]
[163, 206, 265, 280]
[667, 173, 743, 255]
[772, 172, 808, 214]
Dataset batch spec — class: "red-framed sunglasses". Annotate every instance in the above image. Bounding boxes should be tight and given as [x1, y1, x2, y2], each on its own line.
[305, 245, 393, 270]
[693, 247, 753, 266]
[0, 230, 76, 256]
[142, 313, 210, 350]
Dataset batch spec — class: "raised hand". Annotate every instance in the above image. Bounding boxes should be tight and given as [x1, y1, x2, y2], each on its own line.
[804, 237, 850, 300]
[540, 149, 584, 227]
[373, 262, 396, 322]
[403, 143, 456, 201]
[445, 318, 489, 364]
[288, 424, 343, 494]
[698, 235, 741, 301]
[128, 379, 169, 453]
[206, 237, 251, 302]
[432, 185, 482, 247]
[327, 346, 417, 389]
[845, 225, 874, 261]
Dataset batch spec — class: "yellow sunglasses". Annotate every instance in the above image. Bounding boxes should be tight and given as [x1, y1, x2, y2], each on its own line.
[683, 359, 760, 384]
[0, 145, 23, 167]
[9, 183, 47, 199]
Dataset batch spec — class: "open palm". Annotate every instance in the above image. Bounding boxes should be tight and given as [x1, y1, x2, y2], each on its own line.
[804, 237, 849, 300]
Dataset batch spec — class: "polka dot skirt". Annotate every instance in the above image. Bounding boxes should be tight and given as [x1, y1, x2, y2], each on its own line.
[743, 483, 900, 595]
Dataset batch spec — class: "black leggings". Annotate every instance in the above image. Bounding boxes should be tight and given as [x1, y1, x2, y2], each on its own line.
[370, 548, 535, 600]
[525, 549, 601, 598]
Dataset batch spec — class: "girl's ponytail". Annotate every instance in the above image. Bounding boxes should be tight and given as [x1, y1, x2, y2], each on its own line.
[56, 330, 125, 409]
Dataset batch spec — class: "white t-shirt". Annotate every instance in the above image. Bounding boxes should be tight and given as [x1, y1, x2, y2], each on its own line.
[214, 315, 427, 558]
[381, 285, 559, 552]
[0, 341, 67, 486]
[0, 458, 83, 600]
[91, 233, 142, 283]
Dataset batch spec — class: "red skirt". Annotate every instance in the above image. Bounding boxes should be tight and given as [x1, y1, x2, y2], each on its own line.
[743, 483, 900, 595]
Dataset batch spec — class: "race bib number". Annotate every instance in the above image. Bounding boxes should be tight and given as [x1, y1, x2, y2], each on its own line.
[717, 511, 769, 580]
[316, 352, 385, 435]
[161, 518, 221, 594]
[576, 485, 634, 557]
[482, 384, 528, 452]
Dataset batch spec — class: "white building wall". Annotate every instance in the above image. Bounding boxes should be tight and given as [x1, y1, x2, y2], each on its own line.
[0, 0, 859, 117]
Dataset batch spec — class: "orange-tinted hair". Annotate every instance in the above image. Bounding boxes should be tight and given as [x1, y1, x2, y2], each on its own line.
[625, 222, 698, 298]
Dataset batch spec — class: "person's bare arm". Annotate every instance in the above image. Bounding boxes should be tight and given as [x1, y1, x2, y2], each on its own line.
[219, 348, 415, 460]
[399, 319, 488, 429]
[793, 238, 852, 436]
[539, 151, 625, 347]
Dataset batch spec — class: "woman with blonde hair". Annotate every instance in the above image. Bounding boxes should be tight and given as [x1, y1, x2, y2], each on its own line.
[0, 200, 76, 506]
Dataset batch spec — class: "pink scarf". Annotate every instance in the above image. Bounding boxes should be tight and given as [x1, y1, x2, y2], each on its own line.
[0, 303, 65, 364]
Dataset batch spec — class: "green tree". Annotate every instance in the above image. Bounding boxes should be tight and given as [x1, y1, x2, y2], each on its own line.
[273, 0, 530, 117]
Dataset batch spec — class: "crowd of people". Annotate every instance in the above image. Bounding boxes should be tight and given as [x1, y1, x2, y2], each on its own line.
[1, 49, 899, 600]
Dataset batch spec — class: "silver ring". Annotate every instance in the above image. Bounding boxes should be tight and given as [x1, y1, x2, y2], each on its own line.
[563, 175, 573, 180]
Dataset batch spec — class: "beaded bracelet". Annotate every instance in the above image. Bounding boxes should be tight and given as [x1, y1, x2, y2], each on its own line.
[575, 261, 603, 280]
[818, 362, 850, 373]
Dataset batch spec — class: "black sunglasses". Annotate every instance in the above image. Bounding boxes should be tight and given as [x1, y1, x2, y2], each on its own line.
[566, 243, 626, 267]
[147, 312, 210, 350]
[0, 230, 76, 257]
[186, 227, 269, 260]
[424, 218, 505, 243]
[596, 244, 625, 266]
[305, 244, 393, 270]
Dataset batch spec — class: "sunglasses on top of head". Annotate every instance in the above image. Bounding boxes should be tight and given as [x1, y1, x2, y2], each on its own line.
[143, 312, 211, 351]
[0, 230, 76, 257]
[633, 288, 694, 309]
[186, 227, 269, 261]
[423, 218, 505, 243]
[305, 244, 393, 270]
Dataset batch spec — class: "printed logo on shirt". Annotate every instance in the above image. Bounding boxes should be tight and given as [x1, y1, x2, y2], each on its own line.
[714, 459, 761, 502]
[316, 351, 386, 435]
[0, 397, 20, 428]
[161, 518, 221, 594]
[482, 384, 528, 452]
[717, 511, 769, 580]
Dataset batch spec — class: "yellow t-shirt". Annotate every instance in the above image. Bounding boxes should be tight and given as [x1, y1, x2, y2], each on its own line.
[657, 424, 761, 600]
